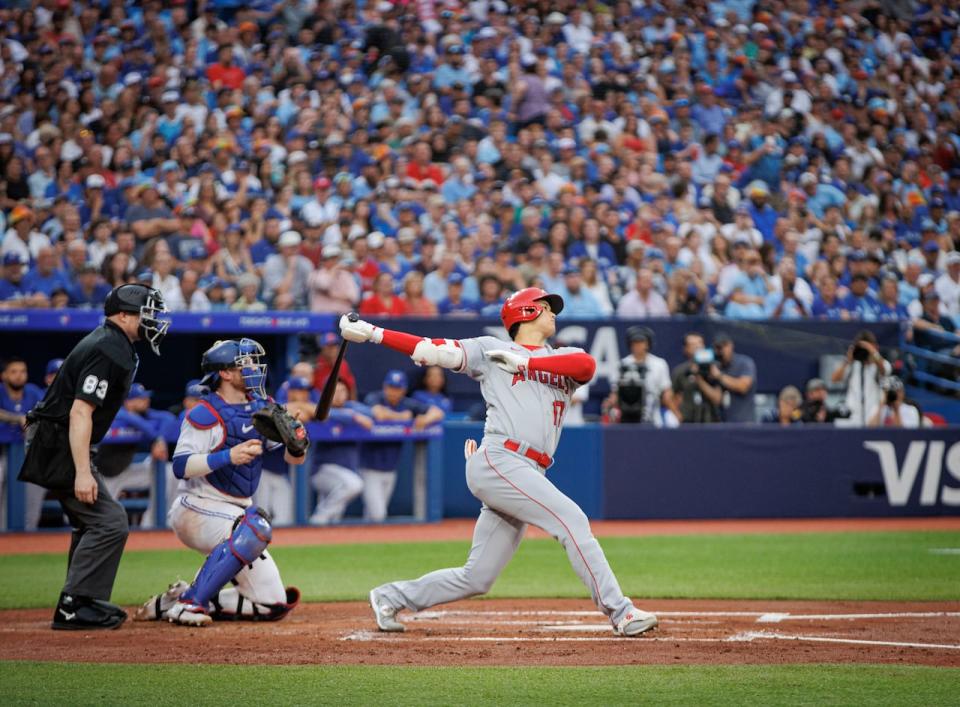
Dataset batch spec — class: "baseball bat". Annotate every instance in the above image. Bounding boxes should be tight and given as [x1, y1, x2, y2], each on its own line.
[313, 312, 357, 421]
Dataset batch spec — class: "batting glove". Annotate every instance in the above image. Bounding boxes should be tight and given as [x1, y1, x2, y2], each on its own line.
[412, 339, 464, 369]
[484, 349, 528, 374]
[339, 314, 382, 344]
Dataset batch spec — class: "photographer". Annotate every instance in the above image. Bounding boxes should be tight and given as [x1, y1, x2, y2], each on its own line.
[830, 329, 891, 426]
[800, 378, 846, 423]
[603, 326, 676, 426]
[712, 333, 757, 423]
[867, 376, 920, 428]
[671, 332, 723, 423]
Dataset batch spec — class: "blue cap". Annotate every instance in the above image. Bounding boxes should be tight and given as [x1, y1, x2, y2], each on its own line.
[448, 272, 465, 285]
[160, 160, 179, 173]
[200, 275, 225, 290]
[2, 253, 25, 266]
[921, 218, 937, 231]
[287, 376, 312, 391]
[847, 250, 866, 262]
[563, 263, 580, 275]
[646, 247, 665, 260]
[187, 243, 207, 259]
[675, 97, 690, 107]
[929, 197, 945, 208]
[46, 358, 64, 376]
[185, 378, 204, 397]
[136, 269, 153, 282]
[127, 382, 151, 400]
[384, 369, 408, 388]
[318, 331, 340, 347]
[923, 240, 940, 253]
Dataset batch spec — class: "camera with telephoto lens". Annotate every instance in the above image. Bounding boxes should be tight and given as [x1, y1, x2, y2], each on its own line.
[881, 375, 903, 405]
[689, 347, 715, 378]
[852, 342, 871, 363]
[617, 361, 648, 423]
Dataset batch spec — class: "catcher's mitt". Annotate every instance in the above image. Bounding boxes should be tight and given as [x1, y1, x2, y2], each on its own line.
[252, 403, 309, 457]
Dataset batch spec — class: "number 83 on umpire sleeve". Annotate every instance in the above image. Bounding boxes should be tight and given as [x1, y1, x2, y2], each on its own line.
[82, 375, 109, 400]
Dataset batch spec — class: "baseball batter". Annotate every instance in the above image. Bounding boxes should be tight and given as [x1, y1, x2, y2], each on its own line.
[340, 287, 658, 637]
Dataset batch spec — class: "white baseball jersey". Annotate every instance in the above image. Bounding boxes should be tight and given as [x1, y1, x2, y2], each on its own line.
[173, 418, 281, 506]
[459, 336, 585, 456]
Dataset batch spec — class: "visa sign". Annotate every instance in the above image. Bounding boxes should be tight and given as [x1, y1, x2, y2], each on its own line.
[864, 441, 960, 506]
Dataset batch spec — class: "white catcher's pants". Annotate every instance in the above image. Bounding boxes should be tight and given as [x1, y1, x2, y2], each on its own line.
[310, 463, 364, 525]
[168, 493, 286, 606]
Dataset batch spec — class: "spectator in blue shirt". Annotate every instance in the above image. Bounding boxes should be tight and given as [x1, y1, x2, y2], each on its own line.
[412, 366, 453, 415]
[725, 250, 770, 319]
[21, 246, 71, 299]
[875, 276, 910, 321]
[0, 253, 28, 304]
[799, 172, 846, 219]
[839, 274, 881, 321]
[557, 265, 605, 318]
[811, 276, 853, 320]
[0, 357, 43, 443]
[69, 263, 112, 309]
[745, 181, 778, 244]
[437, 273, 478, 316]
[441, 157, 477, 204]
[690, 85, 727, 136]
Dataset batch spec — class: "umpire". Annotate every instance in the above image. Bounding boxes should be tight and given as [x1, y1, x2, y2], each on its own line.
[19, 284, 169, 630]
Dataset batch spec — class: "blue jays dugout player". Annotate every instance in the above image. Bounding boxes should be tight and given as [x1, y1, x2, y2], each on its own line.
[135, 338, 305, 626]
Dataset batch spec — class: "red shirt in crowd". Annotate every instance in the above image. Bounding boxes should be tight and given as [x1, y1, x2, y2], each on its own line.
[359, 294, 408, 317]
[207, 63, 246, 90]
[355, 258, 381, 292]
[406, 161, 445, 185]
[313, 357, 357, 398]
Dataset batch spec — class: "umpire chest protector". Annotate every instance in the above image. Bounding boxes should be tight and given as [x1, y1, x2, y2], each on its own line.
[187, 394, 270, 498]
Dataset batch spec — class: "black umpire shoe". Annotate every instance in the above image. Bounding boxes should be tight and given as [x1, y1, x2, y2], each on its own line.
[51, 594, 128, 630]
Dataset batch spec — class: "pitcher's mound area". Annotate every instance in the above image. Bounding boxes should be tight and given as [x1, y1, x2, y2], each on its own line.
[3, 599, 959, 667]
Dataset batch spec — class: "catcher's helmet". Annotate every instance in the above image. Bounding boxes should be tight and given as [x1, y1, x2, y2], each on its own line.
[500, 287, 564, 331]
[104, 283, 169, 356]
[200, 338, 268, 399]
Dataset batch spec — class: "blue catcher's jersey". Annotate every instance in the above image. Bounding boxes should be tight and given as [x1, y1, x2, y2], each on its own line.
[172, 392, 280, 501]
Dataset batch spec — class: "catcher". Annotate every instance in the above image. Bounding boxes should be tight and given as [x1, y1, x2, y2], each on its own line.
[135, 338, 309, 626]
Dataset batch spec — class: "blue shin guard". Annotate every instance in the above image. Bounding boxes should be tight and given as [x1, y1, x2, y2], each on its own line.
[181, 506, 273, 609]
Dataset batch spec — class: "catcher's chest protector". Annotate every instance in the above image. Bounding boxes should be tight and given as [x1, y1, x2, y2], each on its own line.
[195, 394, 270, 498]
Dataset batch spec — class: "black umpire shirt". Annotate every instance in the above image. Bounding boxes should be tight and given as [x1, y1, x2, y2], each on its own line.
[30, 320, 139, 442]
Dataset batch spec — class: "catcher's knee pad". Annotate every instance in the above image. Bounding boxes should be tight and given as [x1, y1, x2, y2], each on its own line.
[231, 505, 273, 563]
[181, 506, 273, 608]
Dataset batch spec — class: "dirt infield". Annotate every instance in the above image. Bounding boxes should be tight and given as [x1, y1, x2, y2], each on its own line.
[3, 516, 959, 555]
[3, 598, 959, 667]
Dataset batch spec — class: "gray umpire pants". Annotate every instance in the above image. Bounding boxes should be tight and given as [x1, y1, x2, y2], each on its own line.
[54, 473, 129, 601]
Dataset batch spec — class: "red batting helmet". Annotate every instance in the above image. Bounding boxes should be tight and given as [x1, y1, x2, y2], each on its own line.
[500, 287, 564, 330]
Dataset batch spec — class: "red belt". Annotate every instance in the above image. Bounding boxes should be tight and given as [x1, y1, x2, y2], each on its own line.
[503, 439, 553, 469]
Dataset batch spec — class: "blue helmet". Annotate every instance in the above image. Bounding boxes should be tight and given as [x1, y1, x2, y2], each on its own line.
[200, 338, 267, 399]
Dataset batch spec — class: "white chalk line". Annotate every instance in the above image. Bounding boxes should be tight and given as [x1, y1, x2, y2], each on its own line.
[340, 630, 727, 643]
[734, 631, 960, 651]
[410, 609, 960, 625]
[929, 548, 960, 555]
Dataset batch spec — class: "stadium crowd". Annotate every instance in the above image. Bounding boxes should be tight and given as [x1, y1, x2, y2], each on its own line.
[0, 0, 956, 340]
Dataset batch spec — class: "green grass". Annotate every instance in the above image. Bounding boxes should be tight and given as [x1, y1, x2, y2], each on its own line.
[1, 662, 958, 706]
[2, 530, 958, 610]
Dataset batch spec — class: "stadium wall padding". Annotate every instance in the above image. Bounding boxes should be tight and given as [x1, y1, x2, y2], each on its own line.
[442, 423, 960, 519]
